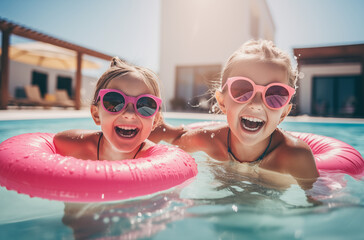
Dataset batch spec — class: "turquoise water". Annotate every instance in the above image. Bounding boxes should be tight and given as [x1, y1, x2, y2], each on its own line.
[1, 117, 364, 239]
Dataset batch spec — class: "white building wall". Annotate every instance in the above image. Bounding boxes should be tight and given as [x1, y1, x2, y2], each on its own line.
[250, 0, 275, 40]
[159, 0, 275, 110]
[298, 63, 361, 114]
[8, 60, 98, 106]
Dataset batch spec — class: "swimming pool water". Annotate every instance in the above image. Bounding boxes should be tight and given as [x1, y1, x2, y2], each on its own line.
[1, 117, 364, 239]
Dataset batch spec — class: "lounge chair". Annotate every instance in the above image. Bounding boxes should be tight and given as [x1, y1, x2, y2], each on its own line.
[23, 85, 54, 108]
[9, 85, 53, 108]
[55, 89, 75, 108]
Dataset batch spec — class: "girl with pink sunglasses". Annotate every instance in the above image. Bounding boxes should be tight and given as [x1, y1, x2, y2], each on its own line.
[54, 57, 163, 161]
[151, 40, 319, 189]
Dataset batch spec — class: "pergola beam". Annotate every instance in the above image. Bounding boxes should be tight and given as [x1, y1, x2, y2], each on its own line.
[0, 18, 112, 60]
[0, 28, 11, 109]
[0, 18, 114, 110]
[75, 52, 82, 110]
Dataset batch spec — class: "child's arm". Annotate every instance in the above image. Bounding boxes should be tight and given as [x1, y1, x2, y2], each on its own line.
[272, 131, 319, 190]
[149, 121, 225, 155]
[282, 145, 319, 190]
[149, 122, 186, 145]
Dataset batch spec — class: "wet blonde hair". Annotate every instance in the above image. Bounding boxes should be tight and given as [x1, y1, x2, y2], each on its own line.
[220, 39, 298, 89]
[92, 57, 161, 105]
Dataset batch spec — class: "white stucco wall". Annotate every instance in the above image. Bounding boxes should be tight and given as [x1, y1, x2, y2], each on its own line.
[159, 0, 275, 110]
[298, 63, 361, 114]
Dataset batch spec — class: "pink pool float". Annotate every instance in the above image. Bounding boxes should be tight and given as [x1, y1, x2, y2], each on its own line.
[0, 133, 198, 202]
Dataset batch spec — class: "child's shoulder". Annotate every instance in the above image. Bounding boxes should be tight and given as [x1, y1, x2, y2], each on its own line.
[275, 129, 318, 179]
[55, 129, 100, 143]
[54, 129, 100, 159]
[280, 129, 312, 151]
[276, 129, 314, 161]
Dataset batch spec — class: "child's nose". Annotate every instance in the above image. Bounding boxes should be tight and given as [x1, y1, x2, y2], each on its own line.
[248, 92, 263, 110]
[122, 103, 137, 118]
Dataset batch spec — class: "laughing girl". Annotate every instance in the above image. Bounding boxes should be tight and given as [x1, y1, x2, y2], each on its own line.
[151, 40, 319, 189]
[54, 57, 162, 161]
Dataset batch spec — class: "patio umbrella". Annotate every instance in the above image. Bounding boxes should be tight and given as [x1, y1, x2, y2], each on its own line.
[0, 41, 101, 70]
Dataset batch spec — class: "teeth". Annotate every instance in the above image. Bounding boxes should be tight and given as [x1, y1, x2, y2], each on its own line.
[241, 116, 264, 131]
[242, 117, 263, 123]
[115, 126, 139, 138]
[116, 126, 137, 130]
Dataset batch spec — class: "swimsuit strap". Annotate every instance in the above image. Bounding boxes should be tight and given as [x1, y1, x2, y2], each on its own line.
[133, 142, 145, 159]
[227, 129, 273, 164]
[97, 132, 144, 160]
[97, 132, 103, 160]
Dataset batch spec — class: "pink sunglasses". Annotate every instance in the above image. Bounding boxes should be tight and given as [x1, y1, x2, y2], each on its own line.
[222, 77, 295, 110]
[95, 89, 162, 118]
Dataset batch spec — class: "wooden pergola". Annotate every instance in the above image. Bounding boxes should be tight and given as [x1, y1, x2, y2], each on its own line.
[0, 18, 113, 110]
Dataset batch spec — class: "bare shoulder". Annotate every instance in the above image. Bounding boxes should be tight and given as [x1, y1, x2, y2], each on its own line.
[54, 129, 100, 159]
[275, 130, 319, 179]
[54, 129, 100, 144]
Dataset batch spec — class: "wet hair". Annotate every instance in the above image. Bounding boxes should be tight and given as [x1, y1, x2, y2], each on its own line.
[219, 39, 298, 89]
[92, 57, 161, 105]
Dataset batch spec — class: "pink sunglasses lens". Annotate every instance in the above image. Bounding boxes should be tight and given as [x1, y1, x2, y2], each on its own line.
[230, 80, 254, 102]
[265, 85, 290, 109]
[136, 96, 158, 117]
[103, 92, 125, 112]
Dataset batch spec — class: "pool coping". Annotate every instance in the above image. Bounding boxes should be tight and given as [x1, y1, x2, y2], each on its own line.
[1, 109, 364, 123]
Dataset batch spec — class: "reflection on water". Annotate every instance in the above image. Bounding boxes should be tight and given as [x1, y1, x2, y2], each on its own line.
[62, 191, 194, 239]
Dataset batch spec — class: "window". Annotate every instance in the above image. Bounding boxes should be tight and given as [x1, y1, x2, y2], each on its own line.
[31, 71, 48, 98]
[312, 76, 361, 117]
[57, 76, 73, 97]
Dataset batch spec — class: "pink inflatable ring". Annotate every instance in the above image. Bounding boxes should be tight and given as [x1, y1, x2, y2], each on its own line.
[187, 121, 364, 178]
[289, 131, 364, 177]
[0, 133, 198, 202]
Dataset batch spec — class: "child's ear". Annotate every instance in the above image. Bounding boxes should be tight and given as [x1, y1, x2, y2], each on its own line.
[91, 105, 101, 125]
[279, 104, 292, 124]
[215, 90, 227, 114]
[152, 113, 162, 131]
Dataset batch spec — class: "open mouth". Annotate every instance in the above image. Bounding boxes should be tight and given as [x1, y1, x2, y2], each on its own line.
[115, 126, 140, 138]
[240, 117, 265, 132]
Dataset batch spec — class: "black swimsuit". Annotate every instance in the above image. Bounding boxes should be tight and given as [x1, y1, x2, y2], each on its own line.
[97, 132, 144, 160]
[227, 129, 273, 164]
